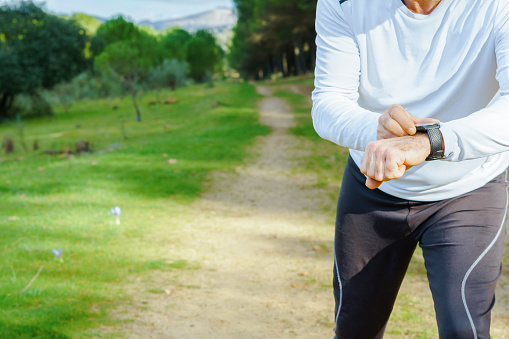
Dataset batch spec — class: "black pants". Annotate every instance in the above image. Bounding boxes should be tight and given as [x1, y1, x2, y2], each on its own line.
[333, 157, 507, 339]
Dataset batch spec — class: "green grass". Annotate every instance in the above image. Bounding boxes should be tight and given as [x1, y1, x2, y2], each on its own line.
[0, 81, 269, 338]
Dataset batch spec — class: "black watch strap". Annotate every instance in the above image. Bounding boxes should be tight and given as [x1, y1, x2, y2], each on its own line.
[416, 123, 444, 161]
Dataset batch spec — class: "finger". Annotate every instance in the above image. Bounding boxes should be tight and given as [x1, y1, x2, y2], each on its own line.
[384, 151, 398, 180]
[360, 141, 376, 174]
[365, 143, 380, 180]
[360, 147, 369, 175]
[385, 161, 406, 180]
[390, 108, 417, 135]
[365, 177, 383, 189]
[379, 115, 407, 137]
[373, 147, 386, 182]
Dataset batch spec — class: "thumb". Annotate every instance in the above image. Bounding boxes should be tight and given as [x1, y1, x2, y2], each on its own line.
[408, 117, 440, 135]
[365, 177, 383, 189]
[413, 117, 440, 124]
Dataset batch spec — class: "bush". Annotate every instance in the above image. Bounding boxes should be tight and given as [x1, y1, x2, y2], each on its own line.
[42, 71, 127, 110]
[146, 58, 190, 91]
[5, 93, 53, 119]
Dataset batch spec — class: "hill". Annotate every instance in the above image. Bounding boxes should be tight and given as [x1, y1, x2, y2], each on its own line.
[138, 8, 236, 34]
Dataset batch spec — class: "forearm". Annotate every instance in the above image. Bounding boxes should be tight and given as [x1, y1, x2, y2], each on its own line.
[441, 95, 509, 161]
[313, 0, 381, 151]
[312, 92, 380, 151]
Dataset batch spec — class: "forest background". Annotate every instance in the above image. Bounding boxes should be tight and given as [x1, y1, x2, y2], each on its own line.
[0, 0, 317, 121]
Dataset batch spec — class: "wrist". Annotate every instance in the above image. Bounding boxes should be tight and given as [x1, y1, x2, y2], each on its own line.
[415, 133, 432, 157]
[416, 123, 445, 160]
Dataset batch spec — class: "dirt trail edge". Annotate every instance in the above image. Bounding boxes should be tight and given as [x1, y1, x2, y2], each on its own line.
[109, 86, 336, 338]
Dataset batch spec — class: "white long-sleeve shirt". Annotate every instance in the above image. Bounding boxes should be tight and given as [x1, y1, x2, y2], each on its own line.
[312, 0, 509, 201]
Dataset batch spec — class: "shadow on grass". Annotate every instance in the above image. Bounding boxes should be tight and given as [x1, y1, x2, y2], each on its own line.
[0, 321, 69, 339]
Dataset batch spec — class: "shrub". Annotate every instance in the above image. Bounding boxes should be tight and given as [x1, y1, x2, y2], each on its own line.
[5, 93, 53, 119]
[146, 58, 190, 91]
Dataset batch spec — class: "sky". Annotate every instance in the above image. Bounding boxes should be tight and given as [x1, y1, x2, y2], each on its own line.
[31, 0, 234, 22]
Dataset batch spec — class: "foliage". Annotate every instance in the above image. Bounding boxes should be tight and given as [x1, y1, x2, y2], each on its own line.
[41, 71, 127, 111]
[185, 30, 223, 82]
[160, 28, 192, 61]
[66, 13, 101, 36]
[0, 1, 88, 119]
[90, 16, 144, 57]
[0, 81, 269, 336]
[96, 42, 143, 77]
[139, 25, 161, 37]
[0, 5, 226, 122]
[95, 42, 142, 120]
[146, 59, 190, 94]
[9, 94, 53, 118]
[229, 0, 317, 79]
[93, 17, 161, 121]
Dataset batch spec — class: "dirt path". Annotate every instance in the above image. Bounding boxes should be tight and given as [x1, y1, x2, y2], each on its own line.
[110, 86, 336, 338]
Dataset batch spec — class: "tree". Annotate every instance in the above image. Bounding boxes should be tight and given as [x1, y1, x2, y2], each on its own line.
[160, 28, 192, 61]
[93, 18, 160, 121]
[0, 1, 88, 118]
[185, 30, 222, 82]
[95, 42, 144, 121]
[229, 0, 317, 79]
[91, 16, 155, 58]
[0, 47, 27, 116]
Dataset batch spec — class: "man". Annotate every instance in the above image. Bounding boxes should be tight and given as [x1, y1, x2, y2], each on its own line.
[312, 0, 509, 338]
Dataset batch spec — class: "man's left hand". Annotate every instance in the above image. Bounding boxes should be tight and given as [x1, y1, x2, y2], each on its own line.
[378, 104, 439, 140]
[360, 133, 431, 189]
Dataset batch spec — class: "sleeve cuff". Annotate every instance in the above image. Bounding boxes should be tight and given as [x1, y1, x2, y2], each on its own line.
[439, 122, 459, 161]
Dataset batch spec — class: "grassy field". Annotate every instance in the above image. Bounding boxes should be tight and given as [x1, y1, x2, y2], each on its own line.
[0, 81, 269, 338]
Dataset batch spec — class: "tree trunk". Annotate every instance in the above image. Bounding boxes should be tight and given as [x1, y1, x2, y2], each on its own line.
[131, 90, 141, 122]
[0, 93, 13, 119]
[293, 43, 301, 76]
[294, 37, 306, 75]
[124, 76, 141, 122]
[298, 38, 307, 74]
[282, 53, 289, 77]
[276, 55, 283, 75]
[272, 55, 279, 75]
[265, 60, 273, 79]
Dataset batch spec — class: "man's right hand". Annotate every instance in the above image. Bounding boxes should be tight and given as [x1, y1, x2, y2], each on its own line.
[378, 104, 438, 140]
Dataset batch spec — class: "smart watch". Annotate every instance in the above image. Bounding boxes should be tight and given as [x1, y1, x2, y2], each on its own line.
[415, 122, 445, 161]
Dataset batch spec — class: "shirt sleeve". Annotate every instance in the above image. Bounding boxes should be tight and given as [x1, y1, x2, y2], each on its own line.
[312, 0, 380, 151]
[440, 0, 509, 162]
